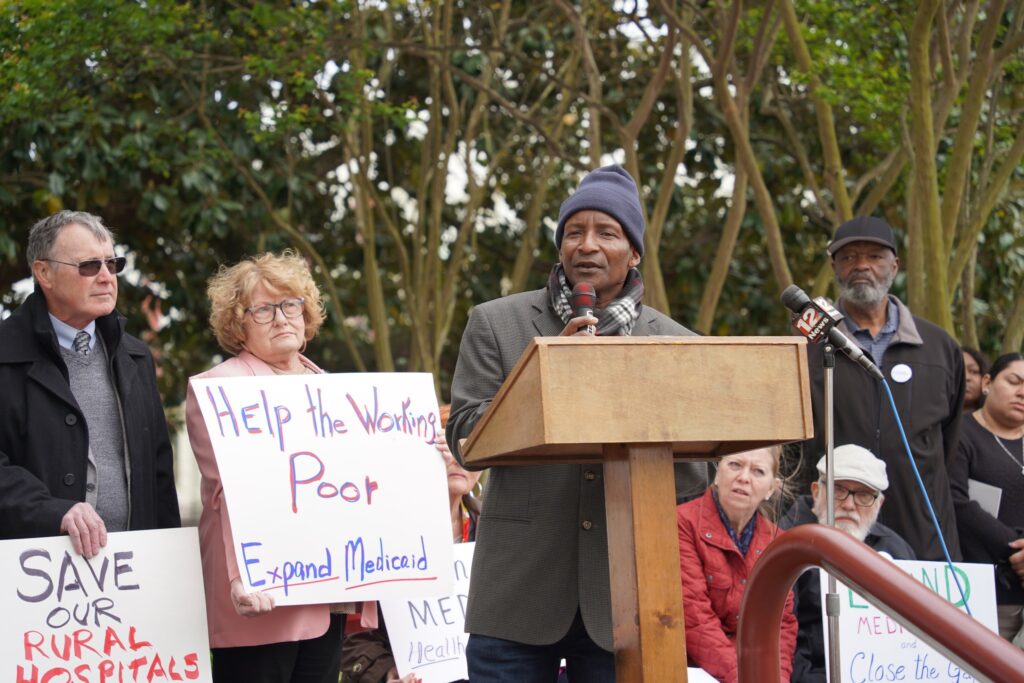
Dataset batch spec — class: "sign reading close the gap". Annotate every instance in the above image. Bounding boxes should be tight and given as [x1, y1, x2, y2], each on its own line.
[821, 559, 997, 683]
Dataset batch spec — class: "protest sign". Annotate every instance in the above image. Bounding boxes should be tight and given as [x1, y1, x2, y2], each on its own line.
[822, 560, 997, 683]
[382, 542, 474, 683]
[1, 528, 211, 682]
[381, 542, 719, 683]
[191, 372, 453, 605]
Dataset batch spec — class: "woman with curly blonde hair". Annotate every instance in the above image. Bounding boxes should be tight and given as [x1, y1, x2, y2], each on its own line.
[185, 251, 340, 681]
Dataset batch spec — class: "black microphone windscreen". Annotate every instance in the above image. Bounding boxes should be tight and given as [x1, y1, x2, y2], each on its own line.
[780, 284, 812, 313]
[571, 282, 597, 316]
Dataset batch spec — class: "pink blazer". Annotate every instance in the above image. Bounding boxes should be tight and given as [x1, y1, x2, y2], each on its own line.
[185, 351, 330, 648]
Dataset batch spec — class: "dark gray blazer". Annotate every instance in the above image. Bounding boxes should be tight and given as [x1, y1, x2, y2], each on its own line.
[446, 287, 709, 651]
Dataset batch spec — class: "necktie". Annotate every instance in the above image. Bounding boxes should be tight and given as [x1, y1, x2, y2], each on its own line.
[73, 330, 91, 356]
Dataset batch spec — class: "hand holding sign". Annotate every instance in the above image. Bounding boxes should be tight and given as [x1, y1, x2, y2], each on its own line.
[59, 502, 107, 559]
[387, 668, 422, 683]
[1009, 539, 1024, 584]
[231, 577, 275, 617]
[2, 529, 212, 682]
[192, 372, 454, 605]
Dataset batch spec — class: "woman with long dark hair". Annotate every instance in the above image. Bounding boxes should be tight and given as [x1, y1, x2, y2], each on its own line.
[950, 352, 1024, 643]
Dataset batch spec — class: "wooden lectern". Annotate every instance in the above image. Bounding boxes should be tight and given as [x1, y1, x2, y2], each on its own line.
[461, 336, 813, 682]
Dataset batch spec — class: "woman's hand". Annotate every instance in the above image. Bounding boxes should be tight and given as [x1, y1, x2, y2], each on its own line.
[230, 578, 275, 617]
[1009, 539, 1024, 584]
[385, 666, 421, 683]
[434, 435, 453, 460]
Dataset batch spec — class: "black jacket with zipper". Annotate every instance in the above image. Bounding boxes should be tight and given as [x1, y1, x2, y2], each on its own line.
[801, 296, 964, 561]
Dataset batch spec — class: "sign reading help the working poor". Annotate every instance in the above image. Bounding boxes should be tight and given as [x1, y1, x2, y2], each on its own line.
[191, 372, 453, 605]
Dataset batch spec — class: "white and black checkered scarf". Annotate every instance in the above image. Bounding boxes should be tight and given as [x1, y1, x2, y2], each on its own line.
[547, 263, 644, 336]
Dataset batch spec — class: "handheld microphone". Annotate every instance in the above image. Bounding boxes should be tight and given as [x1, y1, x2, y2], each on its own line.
[780, 284, 884, 380]
[571, 282, 597, 336]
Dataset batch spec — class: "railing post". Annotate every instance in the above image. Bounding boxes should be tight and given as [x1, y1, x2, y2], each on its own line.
[736, 524, 1024, 683]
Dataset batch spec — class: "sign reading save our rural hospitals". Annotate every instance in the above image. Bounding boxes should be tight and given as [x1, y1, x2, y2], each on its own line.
[191, 372, 453, 605]
[2, 528, 211, 682]
[822, 560, 998, 683]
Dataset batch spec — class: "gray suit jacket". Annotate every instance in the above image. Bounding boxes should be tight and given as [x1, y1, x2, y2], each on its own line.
[446, 287, 709, 651]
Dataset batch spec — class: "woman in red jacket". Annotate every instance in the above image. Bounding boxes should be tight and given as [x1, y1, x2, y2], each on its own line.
[677, 446, 797, 682]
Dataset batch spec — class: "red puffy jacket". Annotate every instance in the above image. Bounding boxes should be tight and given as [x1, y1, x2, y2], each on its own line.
[677, 489, 797, 683]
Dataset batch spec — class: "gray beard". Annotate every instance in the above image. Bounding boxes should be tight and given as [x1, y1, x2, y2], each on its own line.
[838, 279, 891, 308]
[837, 270, 896, 308]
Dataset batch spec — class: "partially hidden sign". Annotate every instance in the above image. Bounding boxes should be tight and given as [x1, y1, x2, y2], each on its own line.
[1, 528, 211, 682]
[822, 560, 997, 683]
[380, 542, 719, 683]
[381, 542, 474, 683]
[191, 373, 453, 605]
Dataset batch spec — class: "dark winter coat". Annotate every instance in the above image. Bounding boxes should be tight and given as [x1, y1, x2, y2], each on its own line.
[0, 291, 180, 537]
[803, 296, 964, 561]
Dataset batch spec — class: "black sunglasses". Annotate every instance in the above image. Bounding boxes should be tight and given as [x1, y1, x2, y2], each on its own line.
[42, 256, 127, 277]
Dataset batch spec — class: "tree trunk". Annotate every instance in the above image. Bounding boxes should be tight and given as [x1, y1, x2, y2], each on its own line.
[696, 166, 748, 333]
[908, 0, 953, 331]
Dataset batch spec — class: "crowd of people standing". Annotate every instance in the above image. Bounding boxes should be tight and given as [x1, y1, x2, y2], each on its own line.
[1, 164, 1021, 683]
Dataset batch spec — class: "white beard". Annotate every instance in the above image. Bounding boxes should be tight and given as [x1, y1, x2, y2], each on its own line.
[812, 495, 880, 543]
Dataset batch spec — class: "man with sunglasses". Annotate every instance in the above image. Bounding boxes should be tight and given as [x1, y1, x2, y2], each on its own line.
[0, 210, 180, 557]
[780, 444, 915, 683]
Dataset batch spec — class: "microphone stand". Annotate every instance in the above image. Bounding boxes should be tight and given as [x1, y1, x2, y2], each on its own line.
[823, 344, 842, 682]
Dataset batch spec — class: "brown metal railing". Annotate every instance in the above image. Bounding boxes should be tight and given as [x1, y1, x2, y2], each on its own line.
[737, 524, 1024, 683]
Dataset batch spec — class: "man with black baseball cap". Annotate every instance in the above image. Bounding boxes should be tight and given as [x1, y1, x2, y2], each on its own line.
[801, 215, 965, 562]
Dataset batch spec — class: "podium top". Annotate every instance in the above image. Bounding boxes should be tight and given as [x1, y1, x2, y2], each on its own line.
[461, 336, 813, 466]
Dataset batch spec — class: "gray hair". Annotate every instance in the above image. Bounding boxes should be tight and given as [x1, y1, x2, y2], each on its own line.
[26, 210, 115, 268]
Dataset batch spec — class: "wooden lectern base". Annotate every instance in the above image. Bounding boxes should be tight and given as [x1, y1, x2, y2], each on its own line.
[604, 443, 688, 682]
[459, 337, 812, 679]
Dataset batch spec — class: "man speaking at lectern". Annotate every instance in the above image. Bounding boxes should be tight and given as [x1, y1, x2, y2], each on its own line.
[447, 165, 708, 681]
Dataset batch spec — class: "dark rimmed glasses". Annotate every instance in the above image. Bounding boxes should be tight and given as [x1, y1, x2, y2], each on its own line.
[246, 297, 305, 324]
[833, 483, 880, 507]
[42, 256, 126, 277]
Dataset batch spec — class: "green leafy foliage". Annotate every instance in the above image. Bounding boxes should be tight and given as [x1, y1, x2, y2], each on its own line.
[1, 0, 1020, 415]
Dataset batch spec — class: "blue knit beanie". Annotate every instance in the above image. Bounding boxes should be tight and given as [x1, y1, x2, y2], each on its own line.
[556, 164, 645, 257]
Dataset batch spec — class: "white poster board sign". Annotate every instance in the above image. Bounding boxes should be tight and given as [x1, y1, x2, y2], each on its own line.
[822, 560, 998, 683]
[380, 542, 718, 683]
[381, 542, 474, 683]
[0, 528, 211, 682]
[191, 373, 453, 605]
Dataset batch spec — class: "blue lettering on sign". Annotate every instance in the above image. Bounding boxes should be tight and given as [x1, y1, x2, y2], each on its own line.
[274, 548, 333, 596]
[849, 651, 908, 682]
[241, 542, 266, 588]
[344, 535, 430, 582]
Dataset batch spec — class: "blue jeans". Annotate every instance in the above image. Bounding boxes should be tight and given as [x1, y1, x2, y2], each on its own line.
[466, 610, 615, 682]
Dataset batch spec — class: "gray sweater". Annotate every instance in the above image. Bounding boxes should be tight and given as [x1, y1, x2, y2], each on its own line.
[61, 337, 129, 531]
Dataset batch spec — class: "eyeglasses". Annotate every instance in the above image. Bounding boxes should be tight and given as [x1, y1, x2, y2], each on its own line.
[832, 483, 879, 507]
[246, 297, 305, 324]
[42, 257, 126, 277]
